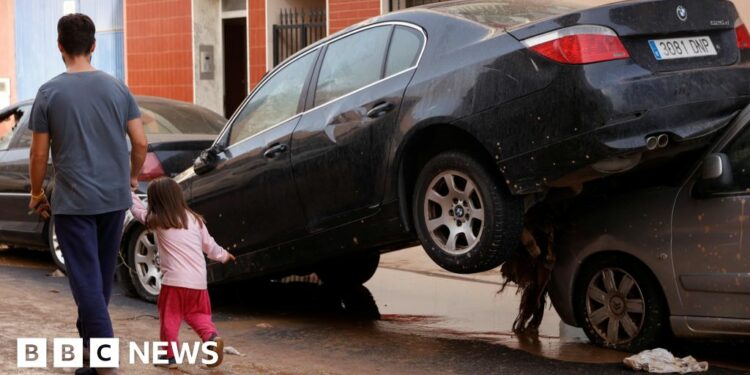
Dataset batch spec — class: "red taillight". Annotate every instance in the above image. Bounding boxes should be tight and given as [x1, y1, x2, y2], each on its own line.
[523, 25, 630, 64]
[138, 152, 166, 181]
[736, 23, 750, 49]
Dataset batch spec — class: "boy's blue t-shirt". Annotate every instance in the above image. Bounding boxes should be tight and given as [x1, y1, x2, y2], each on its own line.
[29, 70, 141, 215]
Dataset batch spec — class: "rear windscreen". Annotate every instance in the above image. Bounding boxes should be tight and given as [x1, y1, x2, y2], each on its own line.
[429, 0, 589, 30]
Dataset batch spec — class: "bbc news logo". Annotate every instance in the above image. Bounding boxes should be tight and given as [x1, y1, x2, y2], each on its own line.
[17, 338, 219, 368]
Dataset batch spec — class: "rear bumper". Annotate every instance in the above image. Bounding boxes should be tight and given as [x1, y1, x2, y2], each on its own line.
[470, 59, 750, 194]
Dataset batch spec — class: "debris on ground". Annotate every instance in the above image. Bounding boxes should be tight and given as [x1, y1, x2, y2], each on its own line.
[256, 322, 272, 328]
[624, 348, 708, 373]
[224, 346, 244, 356]
[47, 269, 65, 278]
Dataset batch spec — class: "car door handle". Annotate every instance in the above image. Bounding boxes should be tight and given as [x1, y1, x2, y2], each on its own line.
[366, 102, 395, 118]
[263, 143, 288, 159]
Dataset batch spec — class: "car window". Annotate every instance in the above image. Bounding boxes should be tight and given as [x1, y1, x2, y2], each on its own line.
[314, 26, 392, 107]
[722, 127, 750, 192]
[229, 50, 317, 146]
[0, 105, 30, 150]
[385, 26, 423, 77]
[138, 102, 226, 135]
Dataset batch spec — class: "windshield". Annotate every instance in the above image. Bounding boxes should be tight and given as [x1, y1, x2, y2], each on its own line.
[429, 0, 588, 30]
[139, 101, 226, 135]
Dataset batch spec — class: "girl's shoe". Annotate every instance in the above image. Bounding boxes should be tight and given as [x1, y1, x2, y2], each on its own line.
[206, 334, 224, 368]
[155, 356, 177, 369]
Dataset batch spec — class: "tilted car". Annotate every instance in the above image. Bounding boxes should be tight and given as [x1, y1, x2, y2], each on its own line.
[549, 104, 750, 352]
[122, 0, 750, 301]
[0, 96, 225, 271]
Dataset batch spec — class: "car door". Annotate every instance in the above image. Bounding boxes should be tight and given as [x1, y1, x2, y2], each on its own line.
[671, 122, 750, 319]
[0, 104, 47, 245]
[187, 49, 319, 254]
[291, 24, 425, 231]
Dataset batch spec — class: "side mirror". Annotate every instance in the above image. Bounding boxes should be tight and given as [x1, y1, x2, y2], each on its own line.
[193, 144, 225, 175]
[694, 153, 734, 197]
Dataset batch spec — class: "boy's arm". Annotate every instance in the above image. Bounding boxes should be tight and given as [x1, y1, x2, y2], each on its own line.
[199, 223, 233, 263]
[130, 191, 147, 223]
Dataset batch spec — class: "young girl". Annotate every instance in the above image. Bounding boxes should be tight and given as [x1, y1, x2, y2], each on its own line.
[130, 177, 235, 368]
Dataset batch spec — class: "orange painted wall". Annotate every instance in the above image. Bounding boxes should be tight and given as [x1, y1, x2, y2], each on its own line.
[0, 0, 16, 104]
[125, 0, 193, 102]
[248, 0, 266, 89]
[328, 0, 380, 34]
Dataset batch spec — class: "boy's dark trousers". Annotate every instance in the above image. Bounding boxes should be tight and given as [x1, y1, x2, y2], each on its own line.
[54, 210, 126, 346]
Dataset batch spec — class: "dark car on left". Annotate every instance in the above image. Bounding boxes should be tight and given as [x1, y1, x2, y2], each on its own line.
[0, 96, 226, 271]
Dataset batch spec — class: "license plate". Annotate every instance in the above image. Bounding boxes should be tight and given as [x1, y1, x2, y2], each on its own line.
[648, 36, 717, 60]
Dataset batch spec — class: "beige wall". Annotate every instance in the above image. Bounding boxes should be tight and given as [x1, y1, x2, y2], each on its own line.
[193, 0, 224, 115]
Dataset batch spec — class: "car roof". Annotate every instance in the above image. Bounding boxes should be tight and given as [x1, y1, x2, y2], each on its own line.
[0, 95, 198, 112]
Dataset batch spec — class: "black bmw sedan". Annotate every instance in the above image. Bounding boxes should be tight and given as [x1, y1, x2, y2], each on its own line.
[122, 0, 750, 301]
[0, 96, 225, 271]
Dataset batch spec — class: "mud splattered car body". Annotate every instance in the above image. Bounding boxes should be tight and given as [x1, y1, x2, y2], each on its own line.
[550, 105, 750, 351]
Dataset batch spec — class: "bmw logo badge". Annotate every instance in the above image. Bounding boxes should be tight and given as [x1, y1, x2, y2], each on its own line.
[676, 5, 688, 21]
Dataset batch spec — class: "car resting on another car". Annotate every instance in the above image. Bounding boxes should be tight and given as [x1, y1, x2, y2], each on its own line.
[549, 104, 750, 352]
[110, 0, 750, 304]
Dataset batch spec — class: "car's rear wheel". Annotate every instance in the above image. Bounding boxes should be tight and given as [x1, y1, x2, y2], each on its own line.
[47, 219, 66, 273]
[126, 225, 161, 303]
[574, 254, 668, 352]
[316, 252, 380, 286]
[413, 151, 523, 274]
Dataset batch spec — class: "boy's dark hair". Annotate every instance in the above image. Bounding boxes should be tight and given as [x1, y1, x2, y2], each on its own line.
[57, 13, 96, 56]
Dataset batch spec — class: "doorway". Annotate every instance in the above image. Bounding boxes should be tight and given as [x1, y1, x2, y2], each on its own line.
[223, 17, 248, 118]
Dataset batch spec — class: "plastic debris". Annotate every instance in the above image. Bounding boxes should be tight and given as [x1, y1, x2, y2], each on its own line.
[623, 348, 708, 374]
[224, 346, 244, 356]
[47, 269, 65, 278]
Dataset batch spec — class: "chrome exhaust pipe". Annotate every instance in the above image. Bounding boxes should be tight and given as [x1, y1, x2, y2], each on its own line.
[646, 136, 659, 150]
[657, 133, 669, 148]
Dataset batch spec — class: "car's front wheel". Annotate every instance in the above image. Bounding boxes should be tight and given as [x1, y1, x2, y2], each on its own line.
[316, 252, 380, 286]
[47, 219, 66, 273]
[126, 225, 161, 303]
[413, 151, 523, 274]
[574, 254, 668, 352]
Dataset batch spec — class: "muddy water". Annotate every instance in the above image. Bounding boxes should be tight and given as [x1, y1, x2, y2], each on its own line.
[1, 246, 748, 373]
[367, 267, 627, 364]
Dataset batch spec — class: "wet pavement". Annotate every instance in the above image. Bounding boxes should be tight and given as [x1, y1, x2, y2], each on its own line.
[0, 246, 748, 374]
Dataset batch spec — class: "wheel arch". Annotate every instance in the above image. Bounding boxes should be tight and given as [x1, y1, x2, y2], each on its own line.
[394, 123, 506, 232]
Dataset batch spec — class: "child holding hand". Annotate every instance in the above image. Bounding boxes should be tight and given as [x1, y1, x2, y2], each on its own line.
[130, 177, 235, 368]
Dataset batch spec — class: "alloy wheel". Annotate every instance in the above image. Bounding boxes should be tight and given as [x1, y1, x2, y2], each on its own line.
[51, 231, 64, 266]
[133, 231, 162, 296]
[423, 170, 485, 255]
[585, 267, 646, 345]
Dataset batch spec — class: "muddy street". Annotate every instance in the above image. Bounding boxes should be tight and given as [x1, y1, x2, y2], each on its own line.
[0, 246, 747, 374]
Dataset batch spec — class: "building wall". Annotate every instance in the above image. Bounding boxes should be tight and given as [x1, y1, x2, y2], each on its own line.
[125, 0, 193, 102]
[327, 0, 380, 34]
[0, 0, 15, 106]
[248, 0, 265, 88]
[192, 0, 223, 114]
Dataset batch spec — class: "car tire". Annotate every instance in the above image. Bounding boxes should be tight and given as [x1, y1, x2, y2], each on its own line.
[574, 254, 669, 352]
[47, 219, 66, 273]
[126, 225, 161, 303]
[413, 151, 523, 274]
[316, 252, 380, 286]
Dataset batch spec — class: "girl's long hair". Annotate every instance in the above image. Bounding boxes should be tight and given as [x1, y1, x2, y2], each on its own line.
[145, 177, 204, 230]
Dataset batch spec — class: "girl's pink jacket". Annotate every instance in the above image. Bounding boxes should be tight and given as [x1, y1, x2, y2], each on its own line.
[130, 192, 231, 290]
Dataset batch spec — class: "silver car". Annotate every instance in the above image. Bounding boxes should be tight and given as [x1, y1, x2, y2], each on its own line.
[550, 105, 750, 352]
